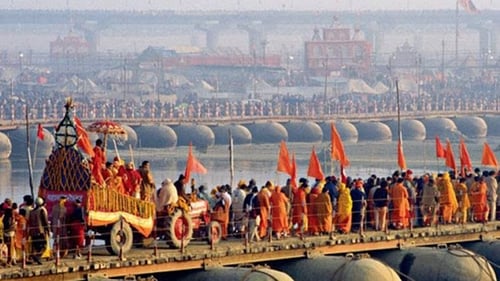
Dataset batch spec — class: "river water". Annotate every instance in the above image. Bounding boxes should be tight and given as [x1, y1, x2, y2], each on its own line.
[2, 137, 499, 205]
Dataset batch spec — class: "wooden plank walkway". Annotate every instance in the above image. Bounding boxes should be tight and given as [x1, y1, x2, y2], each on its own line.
[1, 222, 499, 281]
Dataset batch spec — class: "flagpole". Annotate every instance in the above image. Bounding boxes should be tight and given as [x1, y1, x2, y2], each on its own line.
[396, 79, 403, 171]
[25, 105, 35, 199]
[228, 129, 234, 188]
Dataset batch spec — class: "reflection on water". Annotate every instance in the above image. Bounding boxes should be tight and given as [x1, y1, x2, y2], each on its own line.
[2, 138, 500, 204]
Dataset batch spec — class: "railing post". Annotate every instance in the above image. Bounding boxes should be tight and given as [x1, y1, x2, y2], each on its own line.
[87, 231, 94, 263]
[55, 220, 60, 266]
[21, 224, 26, 269]
[153, 224, 158, 257]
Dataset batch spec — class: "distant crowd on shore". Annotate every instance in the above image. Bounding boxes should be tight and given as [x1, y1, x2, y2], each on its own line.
[0, 77, 498, 122]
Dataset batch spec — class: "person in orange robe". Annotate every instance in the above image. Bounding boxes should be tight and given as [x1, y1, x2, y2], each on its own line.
[390, 178, 410, 229]
[316, 187, 333, 234]
[292, 178, 309, 236]
[335, 182, 352, 234]
[91, 139, 105, 185]
[455, 177, 471, 224]
[470, 176, 488, 222]
[14, 208, 27, 261]
[307, 181, 322, 235]
[270, 185, 289, 239]
[258, 185, 271, 239]
[438, 172, 458, 224]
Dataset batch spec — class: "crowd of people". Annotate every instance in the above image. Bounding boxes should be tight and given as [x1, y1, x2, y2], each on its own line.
[0, 166, 495, 267]
[155, 167, 499, 242]
[1, 81, 499, 123]
[0, 195, 85, 266]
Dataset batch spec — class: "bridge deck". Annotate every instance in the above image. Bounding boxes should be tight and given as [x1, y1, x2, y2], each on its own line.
[1, 222, 499, 281]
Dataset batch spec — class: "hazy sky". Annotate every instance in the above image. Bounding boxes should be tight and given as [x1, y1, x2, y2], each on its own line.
[1, 0, 499, 11]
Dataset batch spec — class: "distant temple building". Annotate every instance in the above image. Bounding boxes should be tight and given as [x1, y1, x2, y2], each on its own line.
[390, 41, 421, 69]
[304, 19, 372, 77]
[49, 32, 90, 59]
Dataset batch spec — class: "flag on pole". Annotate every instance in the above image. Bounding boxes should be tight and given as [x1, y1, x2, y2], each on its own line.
[276, 140, 292, 176]
[481, 142, 498, 168]
[458, 0, 479, 13]
[435, 136, 446, 159]
[459, 138, 473, 175]
[330, 123, 350, 166]
[445, 139, 456, 172]
[37, 124, 45, 141]
[74, 117, 95, 157]
[307, 146, 324, 180]
[340, 164, 347, 184]
[397, 134, 407, 170]
[184, 143, 207, 184]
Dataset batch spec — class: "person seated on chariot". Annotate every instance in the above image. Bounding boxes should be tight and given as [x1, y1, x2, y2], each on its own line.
[156, 179, 179, 214]
[108, 157, 126, 194]
[102, 162, 113, 186]
[124, 162, 142, 198]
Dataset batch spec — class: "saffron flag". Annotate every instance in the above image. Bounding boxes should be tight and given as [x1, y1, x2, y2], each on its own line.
[37, 123, 45, 141]
[459, 0, 479, 13]
[397, 135, 407, 170]
[290, 152, 297, 188]
[276, 140, 292, 176]
[184, 143, 208, 184]
[74, 117, 95, 158]
[330, 123, 350, 166]
[481, 142, 498, 168]
[459, 138, 473, 174]
[445, 139, 456, 171]
[435, 136, 446, 159]
[307, 146, 324, 180]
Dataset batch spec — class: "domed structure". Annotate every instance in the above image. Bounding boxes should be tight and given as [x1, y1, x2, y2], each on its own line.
[244, 122, 288, 144]
[172, 124, 215, 149]
[0, 132, 12, 159]
[453, 116, 487, 138]
[5, 126, 54, 157]
[319, 121, 359, 143]
[374, 246, 496, 281]
[133, 125, 177, 149]
[161, 266, 293, 281]
[420, 118, 462, 140]
[483, 115, 500, 136]
[385, 119, 426, 141]
[464, 241, 500, 280]
[354, 121, 392, 142]
[281, 121, 323, 143]
[209, 124, 252, 145]
[271, 254, 401, 281]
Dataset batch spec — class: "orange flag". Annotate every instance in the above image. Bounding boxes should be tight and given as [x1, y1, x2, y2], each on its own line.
[74, 117, 95, 158]
[445, 139, 456, 172]
[184, 143, 208, 184]
[276, 140, 292, 176]
[37, 123, 45, 141]
[435, 136, 445, 159]
[481, 142, 498, 168]
[459, 138, 472, 174]
[397, 135, 407, 170]
[330, 123, 350, 167]
[290, 152, 297, 188]
[307, 146, 324, 180]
